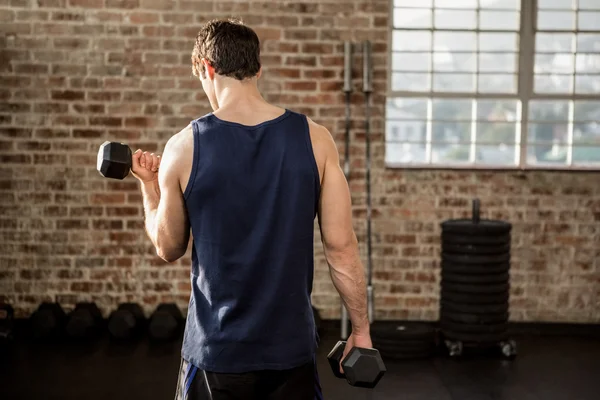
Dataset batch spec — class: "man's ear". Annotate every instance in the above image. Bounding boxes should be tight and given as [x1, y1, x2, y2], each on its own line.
[256, 66, 262, 80]
[201, 58, 215, 80]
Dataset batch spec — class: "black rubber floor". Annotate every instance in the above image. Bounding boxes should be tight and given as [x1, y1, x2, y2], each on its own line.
[1, 327, 599, 400]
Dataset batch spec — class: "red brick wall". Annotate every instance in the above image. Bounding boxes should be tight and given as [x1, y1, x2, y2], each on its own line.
[1, 0, 599, 322]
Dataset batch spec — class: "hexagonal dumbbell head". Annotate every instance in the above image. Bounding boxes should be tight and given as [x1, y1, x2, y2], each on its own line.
[97, 141, 132, 180]
[341, 347, 386, 388]
[327, 340, 347, 379]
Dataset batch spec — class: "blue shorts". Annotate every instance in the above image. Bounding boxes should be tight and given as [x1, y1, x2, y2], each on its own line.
[174, 358, 324, 400]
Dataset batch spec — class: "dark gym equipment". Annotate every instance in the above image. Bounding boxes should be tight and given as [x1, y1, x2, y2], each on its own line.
[0, 304, 14, 342]
[97, 141, 133, 180]
[340, 40, 352, 339]
[108, 303, 145, 340]
[371, 321, 437, 360]
[65, 302, 103, 340]
[148, 303, 183, 341]
[439, 199, 516, 359]
[327, 340, 386, 388]
[29, 302, 66, 340]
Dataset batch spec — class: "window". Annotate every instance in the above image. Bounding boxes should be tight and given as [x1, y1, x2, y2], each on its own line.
[386, 0, 600, 169]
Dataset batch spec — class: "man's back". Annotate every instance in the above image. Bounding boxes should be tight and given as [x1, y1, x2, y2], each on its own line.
[180, 108, 321, 373]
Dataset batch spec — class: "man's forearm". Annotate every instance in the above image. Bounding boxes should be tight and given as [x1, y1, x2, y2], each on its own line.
[140, 180, 161, 248]
[326, 247, 370, 336]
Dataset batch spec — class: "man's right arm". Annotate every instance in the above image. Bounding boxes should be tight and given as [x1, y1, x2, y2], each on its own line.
[313, 123, 370, 337]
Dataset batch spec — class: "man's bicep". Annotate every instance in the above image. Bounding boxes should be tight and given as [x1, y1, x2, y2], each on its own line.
[317, 143, 355, 253]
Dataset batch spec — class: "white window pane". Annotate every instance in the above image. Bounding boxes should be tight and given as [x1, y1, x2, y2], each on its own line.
[577, 34, 600, 52]
[479, 11, 520, 30]
[387, 98, 429, 119]
[392, 52, 431, 72]
[527, 144, 569, 165]
[575, 74, 600, 93]
[477, 100, 519, 121]
[479, 33, 518, 51]
[529, 101, 570, 122]
[392, 72, 431, 91]
[480, 0, 520, 9]
[536, 33, 575, 52]
[538, 11, 576, 30]
[573, 125, 600, 144]
[534, 74, 573, 93]
[578, 12, 600, 31]
[478, 74, 517, 93]
[432, 122, 471, 142]
[576, 54, 600, 73]
[538, 0, 574, 9]
[395, 0, 433, 7]
[573, 146, 600, 164]
[528, 124, 569, 143]
[574, 101, 600, 121]
[386, 143, 428, 164]
[476, 144, 518, 165]
[434, 0, 477, 8]
[432, 99, 472, 120]
[392, 31, 432, 51]
[394, 8, 433, 29]
[433, 52, 476, 72]
[535, 53, 575, 74]
[433, 144, 471, 163]
[434, 9, 477, 29]
[434, 32, 476, 51]
[479, 53, 518, 73]
[477, 123, 518, 144]
[579, 0, 600, 10]
[386, 120, 427, 142]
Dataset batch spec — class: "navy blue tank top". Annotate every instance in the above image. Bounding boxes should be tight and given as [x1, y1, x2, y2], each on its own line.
[181, 109, 321, 373]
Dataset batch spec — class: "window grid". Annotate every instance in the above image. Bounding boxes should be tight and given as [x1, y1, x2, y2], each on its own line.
[386, 0, 600, 170]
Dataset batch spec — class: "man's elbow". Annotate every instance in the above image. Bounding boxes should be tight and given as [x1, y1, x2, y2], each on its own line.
[156, 246, 186, 263]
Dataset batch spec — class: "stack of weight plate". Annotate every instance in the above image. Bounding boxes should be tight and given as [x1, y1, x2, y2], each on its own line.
[439, 199, 517, 359]
[371, 321, 436, 360]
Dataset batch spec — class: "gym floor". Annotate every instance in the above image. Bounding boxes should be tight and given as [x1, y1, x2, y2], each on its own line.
[1, 324, 599, 400]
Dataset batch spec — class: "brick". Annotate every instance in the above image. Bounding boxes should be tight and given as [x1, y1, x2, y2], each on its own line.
[51, 90, 84, 101]
[106, 207, 140, 217]
[302, 43, 334, 54]
[51, 11, 85, 21]
[35, 128, 69, 139]
[285, 29, 318, 40]
[0, 103, 30, 113]
[68, 0, 103, 7]
[16, 141, 52, 151]
[89, 117, 122, 127]
[0, 22, 31, 34]
[285, 56, 317, 67]
[90, 193, 126, 205]
[52, 115, 86, 126]
[106, 0, 139, 8]
[162, 13, 193, 24]
[130, 12, 159, 24]
[54, 38, 90, 49]
[0, 154, 31, 164]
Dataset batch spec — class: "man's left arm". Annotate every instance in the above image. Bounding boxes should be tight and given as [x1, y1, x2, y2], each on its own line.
[133, 137, 190, 262]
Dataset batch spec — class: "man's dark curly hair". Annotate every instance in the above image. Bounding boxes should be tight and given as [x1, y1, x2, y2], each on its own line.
[191, 18, 261, 81]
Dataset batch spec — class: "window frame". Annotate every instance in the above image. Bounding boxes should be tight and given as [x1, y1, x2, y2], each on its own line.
[385, 0, 600, 171]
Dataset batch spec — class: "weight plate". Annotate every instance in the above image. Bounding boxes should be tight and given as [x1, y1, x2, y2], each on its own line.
[441, 219, 511, 236]
[442, 243, 511, 255]
[441, 281, 510, 294]
[441, 271, 510, 285]
[441, 329, 509, 343]
[371, 321, 435, 341]
[442, 233, 511, 246]
[441, 311, 509, 325]
[441, 261, 510, 275]
[440, 320, 508, 334]
[442, 253, 510, 265]
[441, 300, 509, 314]
[441, 289, 510, 305]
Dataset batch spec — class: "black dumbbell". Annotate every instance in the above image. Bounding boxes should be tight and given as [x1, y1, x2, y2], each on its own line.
[29, 302, 66, 340]
[65, 302, 103, 340]
[0, 304, 15, 343]
[148, 303, 183, 341]
[327, 341, 386, 389]
[108, 303, 145, 340]
[97, 141, 133, 180]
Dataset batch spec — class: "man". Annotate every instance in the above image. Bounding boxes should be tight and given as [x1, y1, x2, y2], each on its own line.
[131, 19, 371, 400]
